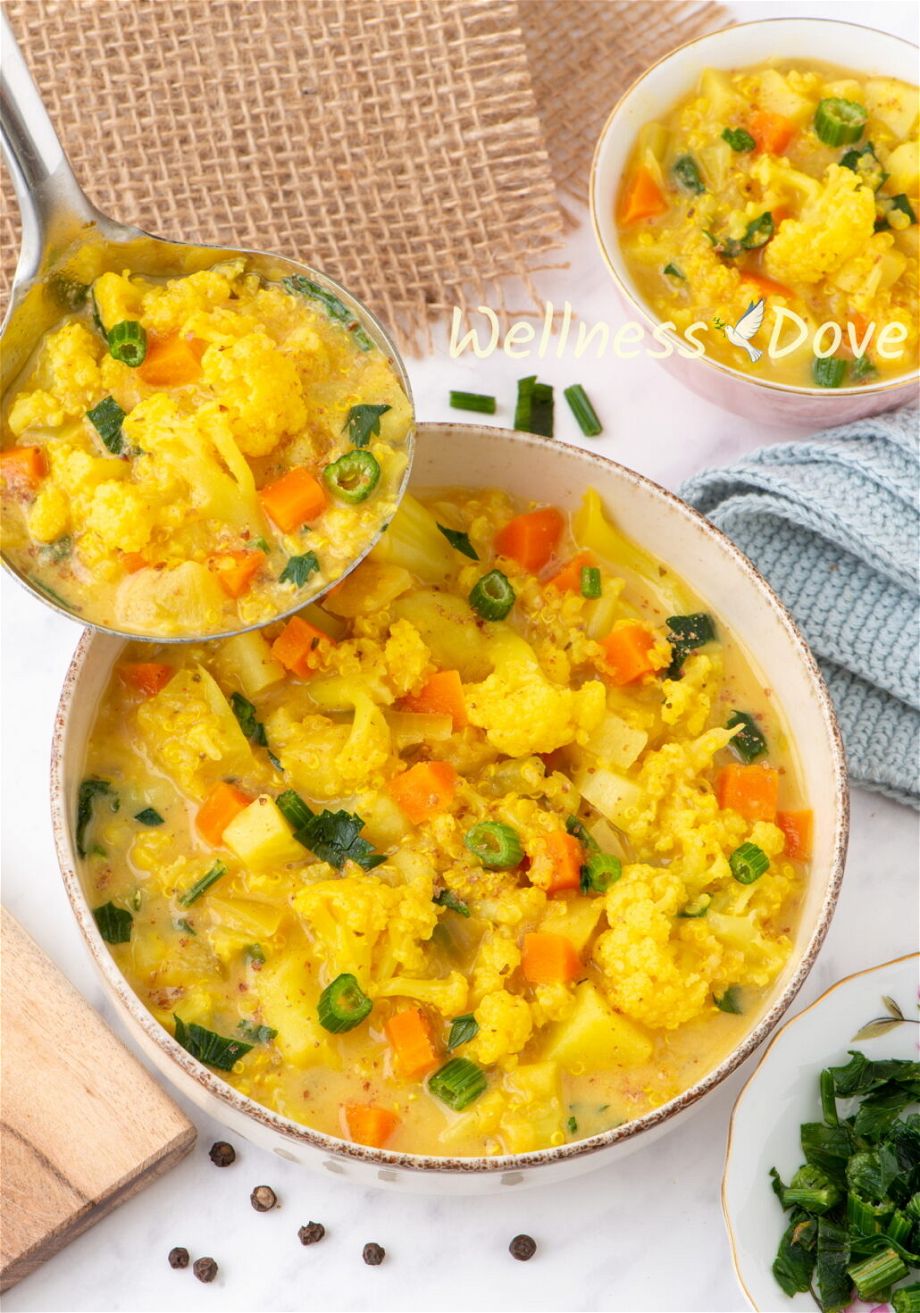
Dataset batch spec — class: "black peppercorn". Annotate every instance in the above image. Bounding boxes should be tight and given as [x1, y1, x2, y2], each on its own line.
[193, 1257, 218, 1283]
[509, 1234, 537, 1261]
[168, 1246, 189, 1269]
[298, 1221, 326, 1245]
[362, 1242, 385, 1266]
[208, 1141, 236, 1167]
[250, 1184, 278, 1212]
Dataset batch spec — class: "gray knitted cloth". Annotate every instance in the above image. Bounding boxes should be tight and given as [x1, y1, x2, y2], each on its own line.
[681, 407, 920, 807]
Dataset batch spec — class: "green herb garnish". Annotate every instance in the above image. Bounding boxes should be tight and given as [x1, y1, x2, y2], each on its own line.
[447, 1013, 479, 1050]
[282, 275, 373, 350]
[230, 691, 268, 747]
[93, 902, 133, 944]
[840, 142, 887, 191]
[741, 211, 774, 249]
[173, 1016, 252, 1071]
[179, 861, 227, 906]
[48, 273, 90, 310]
[437, 523, 479, 560]
[714, 986, 744, 1014]
[236, 1019, 278, 1044]
[276, 789, 384, 869]
[665, 612, 715, 678]
[76, 778, 116, 858]
[434, 889, 471, 917]
[672, 154, 705, 194]
[134, 806, 164, 826]
[279, 551, 320, 588]
[567, 1115, 578, 1134]
[86, 397, 127, 456]
[343, 403, 391, 447]
[722, 126, 756, 152]
[727, 710, 767, 762]
[663, 262, 686, 280]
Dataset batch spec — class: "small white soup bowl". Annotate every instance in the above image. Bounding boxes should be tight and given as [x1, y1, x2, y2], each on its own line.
[590, 19, 920, 426]
[51, 424, 849, 1194]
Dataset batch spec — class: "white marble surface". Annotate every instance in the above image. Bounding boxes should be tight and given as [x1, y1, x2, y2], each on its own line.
[2, 2, 918, 1309]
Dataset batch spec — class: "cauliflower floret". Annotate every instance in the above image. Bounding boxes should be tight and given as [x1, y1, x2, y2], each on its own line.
[135, 666, 254, 798]
[83, 481, 154, 553]
[660, 651, 722, 737]
[475, 884, 547, 931]
[530, 981, 577, 1027]
[471, 934, 522, 1002]
[28, 484, 70, 543]
[35, 323, 103, 416]
[765, 163, 876, 285]
[471, 989, 533, 1065]
[293, 873, 438, 988]
[265, 693, 392, 798]
[466, 630, 605, 756]
[201, 330, 306, 456]
[47, 442, 127, 512]
[376, 971, 468, 1017]
[8, 389, 65, 435]
[140, 268, 235, 336]
[384, 619, 433, 698]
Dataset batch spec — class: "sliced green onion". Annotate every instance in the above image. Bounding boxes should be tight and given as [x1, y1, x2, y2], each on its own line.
[722, 127, 756, 152]
[677, 893, 711, 919]
[317, 973, 372, 1033]
[469, 569, 515, 621]
[727, 710, 767, 763]
[449, 390, 496, 415]
[580, 851, 621, 894]
[814, 98, 867, 147]
[714, 985, 744, 1014]
[580, 565, 602, 598]
[665, 612, 715, 678]
[343, 403, 390, 447]
[433, 888, 470, 917]
[134, 806, 164, 826]
[672, 154, 705, 194]
[563, 384, 602, 437]
[173, 1016, 252, 1071]
[179, 860, 227, 906]
[729, 842, 769, 884]
[891, 1285, 920, 1313]
[848, 1248, 909, 1300]
[107, 320, 147, 367]
[428, 1057, 487, 1110]
[93, 901, 133, 944]
[840, 141, 887, 191]
[783, 1164, 842, 1215]
[741, 212, 774, 250]
[447, 1013, 479, 1050]
[663, 262, 686, 280]
[514, 375, 554, 437]
[86, 396, 127, 456]
[812, 357, 847, 388]
[323, 450, 380, 503]
[851, 354, 877, 382]
[464, 821, 523, 870]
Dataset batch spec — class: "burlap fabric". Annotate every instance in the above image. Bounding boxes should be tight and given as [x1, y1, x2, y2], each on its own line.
[1, 0, 723, 349]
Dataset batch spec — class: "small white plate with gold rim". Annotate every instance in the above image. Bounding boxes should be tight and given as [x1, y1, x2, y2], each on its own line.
[722, 953, 920, 1312]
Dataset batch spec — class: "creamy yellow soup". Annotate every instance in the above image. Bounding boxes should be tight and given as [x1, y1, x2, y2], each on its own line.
[618, 60, 919, 387]
[78, 486, 810, 1157]
[1, 260, 412, 637]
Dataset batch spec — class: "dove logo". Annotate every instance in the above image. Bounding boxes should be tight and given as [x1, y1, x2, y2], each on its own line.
[715, 298, 765, 364]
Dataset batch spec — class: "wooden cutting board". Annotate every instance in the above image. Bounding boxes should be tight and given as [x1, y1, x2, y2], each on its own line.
[0, 907, 196, 1291]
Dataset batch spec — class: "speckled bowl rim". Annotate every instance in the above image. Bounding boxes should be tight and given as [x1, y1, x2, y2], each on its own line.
[589, 16, 920, 401]
[51, 422, 850, 1177]
[721, 952, 919, 1311]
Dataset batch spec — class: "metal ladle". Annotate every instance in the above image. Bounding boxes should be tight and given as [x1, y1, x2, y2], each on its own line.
[0, 13, 413, 640]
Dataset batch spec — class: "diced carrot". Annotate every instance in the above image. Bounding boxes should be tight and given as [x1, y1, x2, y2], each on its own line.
[118, 662, 174, 697]
[121, 552, 148, 574]
[748, 110, 796, 156]
[771, 206, 792, 226]
[388, 761, 457, 825]
[777, 809, 813, 861]
[545, 550, 596, 593]
[717, 763, 780, 822]
[522, 932, 581, 985]
[739, 270, 796, 300]
[494, 507, 565, 573]
[620, 165, 668, 225]
[534, 831, 584, 895]
[0, 445, 47, 489]
[600, 622, 657, 685]
[196, 781, 253, 847]
[259, 467, 327, 533]
[270, 615, 333, 679]
[342, 1103, 400, 1149]
[209, 549, 267, 599]
[138, 333, 205, 388]
[399, 670, 467, 729]
[385, 1008, 440, 1079]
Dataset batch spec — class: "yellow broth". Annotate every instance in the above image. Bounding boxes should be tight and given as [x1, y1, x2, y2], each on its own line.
[78, 486, 809, 1156]
[1, 260, 411, 636]
[617, 60, 919, 387]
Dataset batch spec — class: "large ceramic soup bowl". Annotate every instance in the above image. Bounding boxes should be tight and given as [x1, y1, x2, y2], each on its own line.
[52, 424, 849, 1194]
[591, 19, 920, 426]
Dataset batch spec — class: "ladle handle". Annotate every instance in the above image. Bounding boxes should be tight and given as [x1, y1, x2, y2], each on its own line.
[1, 12, 96, 278]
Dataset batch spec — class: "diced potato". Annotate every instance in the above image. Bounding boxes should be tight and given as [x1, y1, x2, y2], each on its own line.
[756, 69, 813, 125]
[257, 943, 337, 1067]
[215, 630, 285, 698]
[352, 789, 411, 849]
[542, 983, 653, 1069]
[393, 589, 494, 680]
[585, 711, 647, 770]
[574, 764, 640, 827]
[865, 78, 919, 139]
[540, 895, 605, 954]
[323, 561, 414, 617]
[884, 141, 920, 195]
[136, 665, 254, 797]
[700, 67, 743, 118]
[206, 896, 285, 938]
[583, 578, 624, 640]
[222, 796, 305, 867]
[115, 561, 226, 635]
